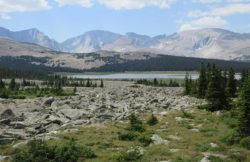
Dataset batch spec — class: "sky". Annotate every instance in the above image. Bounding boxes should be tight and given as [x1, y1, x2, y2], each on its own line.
[0, 0, 250, 42]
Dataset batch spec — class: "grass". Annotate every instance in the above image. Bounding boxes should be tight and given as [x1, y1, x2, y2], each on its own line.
[1, 108, 250, 162]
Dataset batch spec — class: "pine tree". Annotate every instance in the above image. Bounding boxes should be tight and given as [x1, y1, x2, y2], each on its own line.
[184, 72, 191, 95]
[100, 80, 104, 88]
[86, 79, 91, 87]
[238, 74, 250, 137]
[0, 79, 5, 89]
[147, 114, 158, 126]
[22, 79, 27, 87]
[9, 78, 16, 91]
[198, 63, 207, 98]
[128, 113, 145, 132]
[153, 78, 158, 86]
[205, 67, 228, 111]
[226, 68, 237, 98]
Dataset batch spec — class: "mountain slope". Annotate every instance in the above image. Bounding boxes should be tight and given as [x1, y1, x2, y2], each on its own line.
[61, 30, 122, 53]
[62, 28, 250, 61]
[151, 28, 250, 60]
[0, 38, 53, 57]
[0, 27, 61, 51]
[1, 27, 250, 61]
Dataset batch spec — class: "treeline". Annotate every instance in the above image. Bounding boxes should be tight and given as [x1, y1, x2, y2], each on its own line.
[42, 76, 104, 88]
[185, 64, 250, 139]
[0, 76, 104, 99]
[0, 78, 71, 99]
[136, 78, 180, 87]
[184, 63, 238, 111]
[87, 55, 250, 72]
[0, 67, 49, 80]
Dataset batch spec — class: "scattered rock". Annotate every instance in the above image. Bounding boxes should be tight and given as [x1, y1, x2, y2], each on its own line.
[151, 134, 169, 145]
[190, 128, 200, 132]
[0, 81, 204, 142]
[169, 148, 180, 153]
[0, 155, 8, 161]
[0, 109, 15, 120]
[10, 122, 26, 129]
[0, 138, 14, 145]
[168, 135, 181, 141]
[210, 143, 218, 148]
[42, 97, 54, 107]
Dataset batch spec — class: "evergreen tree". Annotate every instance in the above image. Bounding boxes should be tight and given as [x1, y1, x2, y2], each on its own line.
[100, 80, 104, 88]
[128, 113, 145, 132]
[22, 79, 27, 87]
[147, 114, 158, 126]
[198, 63, 207, 98]
[86, 79, 91, 87]
[226, 68, 237, 98]
[205, 67, 228, 111]
[9, 78, 16, 91]
[184, 72, 191, 95]
[222, 71, 228, 87]
[153, 78, 158, 86]
[0, 79, 5, 89]
[238, 74, 250, 137]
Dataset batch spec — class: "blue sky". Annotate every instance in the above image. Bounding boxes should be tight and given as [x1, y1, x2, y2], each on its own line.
[0, 0, 250, 42]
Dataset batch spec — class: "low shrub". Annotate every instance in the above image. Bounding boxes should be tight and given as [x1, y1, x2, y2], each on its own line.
[118, 132, 138, 141]
[181, 109, 194, 119]
[221, 130, 241, 145]
[138, 135, 153, 146]
[229, 151, 247, 161]
[240, 136, 250, 150]
[147, 114, 158, 126]
[12, 139, 96, 162]
[113, 147, 143, 162]
[127, 113, 145, 132]
[208, 156, 226, 162]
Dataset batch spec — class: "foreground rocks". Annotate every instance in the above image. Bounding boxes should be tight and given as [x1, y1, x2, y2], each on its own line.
[0, 81, 205, 143]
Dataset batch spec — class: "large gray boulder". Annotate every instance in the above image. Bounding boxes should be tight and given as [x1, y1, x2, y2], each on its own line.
[0, 109, 15, 120]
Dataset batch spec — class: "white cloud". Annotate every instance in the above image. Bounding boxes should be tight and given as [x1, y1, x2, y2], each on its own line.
[212, 3, 250, 16]
[0, 0, 50, 19]
[180, 16, 227, 31]
[193, 0, 250, 3]
[192, 0, 221, 3]
[0, 13, 11, 20]
[56, 0, 93, 8]
[188, 3, 250, 17]
[0, 0, 50, 13]
[98, 0, 174, 9]
[56, 0, 175, 10]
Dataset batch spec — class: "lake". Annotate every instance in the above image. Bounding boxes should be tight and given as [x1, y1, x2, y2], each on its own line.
[72, 73, 242, 80]
[72, 73, 198, 79]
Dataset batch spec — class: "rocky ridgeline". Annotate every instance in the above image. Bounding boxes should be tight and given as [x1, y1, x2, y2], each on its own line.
[0, 81, 204, 145]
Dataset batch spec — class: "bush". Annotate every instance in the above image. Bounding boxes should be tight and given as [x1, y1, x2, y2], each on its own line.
[128, 113, 145, 132]
[113, 147, 143, 162]
[138, 135, 152, 146]
[240, 136, 250, 150]
[147, 114, 158, 126]
[208, 156, 226, 162]
[118, 132, 138, 141]
[221, 130, 241, 145]
[12, 139, 96, 162]
[181, 109, 194, 119]
[229, 151, 247, 162]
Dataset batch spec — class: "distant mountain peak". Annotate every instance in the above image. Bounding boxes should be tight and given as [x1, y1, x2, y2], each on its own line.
[0, 27, 250, 61]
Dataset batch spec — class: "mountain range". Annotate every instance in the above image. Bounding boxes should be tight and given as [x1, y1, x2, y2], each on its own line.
[1, 27, 250, 61]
